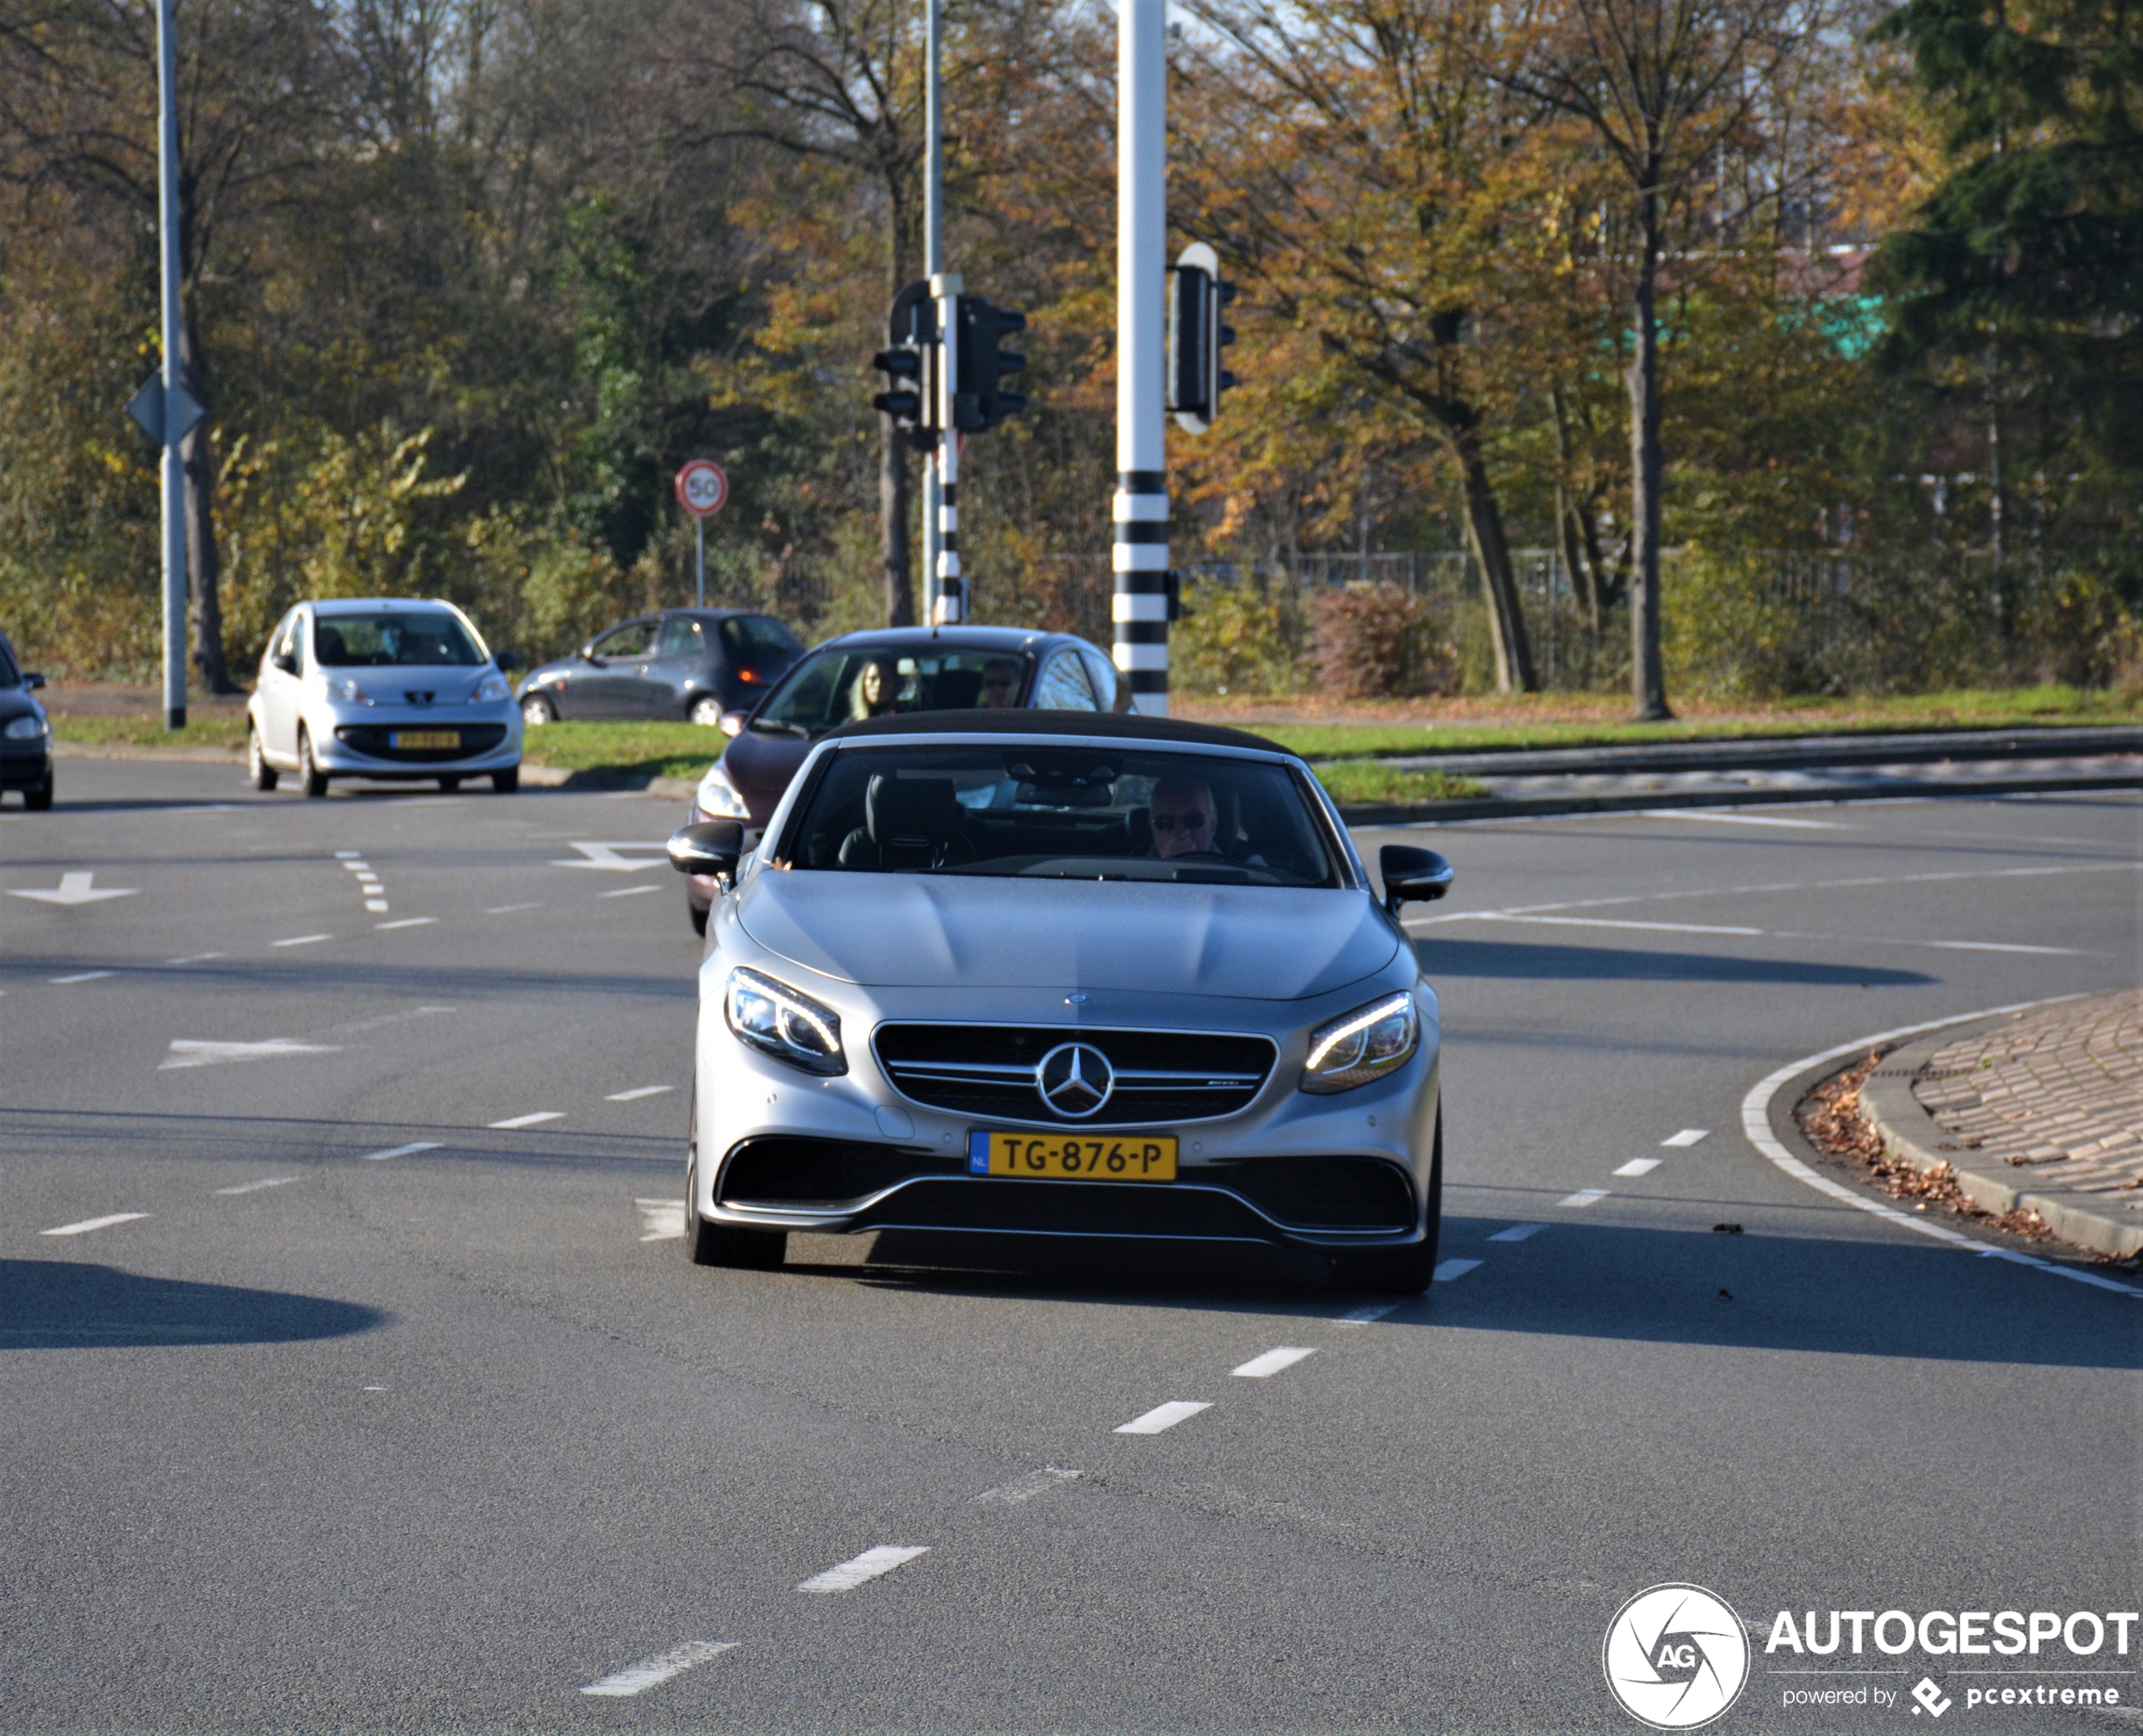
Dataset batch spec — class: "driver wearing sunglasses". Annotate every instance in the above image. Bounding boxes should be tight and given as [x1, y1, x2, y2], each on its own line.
[1148, 776, 1220, 860]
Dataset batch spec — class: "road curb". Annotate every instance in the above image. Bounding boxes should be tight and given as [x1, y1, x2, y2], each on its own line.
[1337, 768, 2140, 827]
[53, 741, 244, 765]
[1859, 1021, 2143, 1261]
[521, 763, 696, 800]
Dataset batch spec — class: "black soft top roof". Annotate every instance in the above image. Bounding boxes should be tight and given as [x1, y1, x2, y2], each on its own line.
[827, 709, 1286, 756]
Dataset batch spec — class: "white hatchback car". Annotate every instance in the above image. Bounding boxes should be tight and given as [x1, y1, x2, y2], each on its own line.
[247, 599, 523, 796]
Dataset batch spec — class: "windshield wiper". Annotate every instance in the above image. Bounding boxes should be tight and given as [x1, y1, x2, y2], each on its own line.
[749, 718, 811, 738]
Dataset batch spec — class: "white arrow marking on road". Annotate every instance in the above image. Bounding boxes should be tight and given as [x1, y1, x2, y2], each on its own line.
[796, 1545, 930, 1593]
[160, 1039, 343, 1070]
[42, 1213, 148, 1237]
[8, 871, 139, 906]
[550, 842, 669, 872]
[635, 1199, 685, 1242]
[580, 1641, 737, 1697]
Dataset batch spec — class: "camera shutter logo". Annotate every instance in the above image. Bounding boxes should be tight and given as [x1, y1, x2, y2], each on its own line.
[1602, 1584, 1751, 1729]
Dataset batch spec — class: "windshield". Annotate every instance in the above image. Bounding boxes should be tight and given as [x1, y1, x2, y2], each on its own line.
[721, 615, 802, 671]
[778, 746, 1342, 887]
[315, 611, 484, 667]
[753, 645, 1032, 737]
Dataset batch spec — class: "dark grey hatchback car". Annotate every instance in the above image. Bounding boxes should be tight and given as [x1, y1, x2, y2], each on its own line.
[516, 609, 804, 726]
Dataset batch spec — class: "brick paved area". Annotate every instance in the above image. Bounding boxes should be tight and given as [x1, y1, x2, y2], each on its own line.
[1912, 991, 2143, 1214]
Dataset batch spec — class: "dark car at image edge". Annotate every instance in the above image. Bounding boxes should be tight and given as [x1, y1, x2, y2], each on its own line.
[0, 628, 53, 809]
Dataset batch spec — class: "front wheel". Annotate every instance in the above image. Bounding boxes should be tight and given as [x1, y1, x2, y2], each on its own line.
[1328, 1109, 1442, 1296]
[247, 726, 278, 792]
[688, 901, 710, 936]
[492, 767, 519, 795]
[438, 775, 462, 792]
[521, 693, 556, 727]
[298, 727, 329, 799]
[688, 695, 726, 727]
[23, 771, 54, 811]
[683, 1096, 785, 1270]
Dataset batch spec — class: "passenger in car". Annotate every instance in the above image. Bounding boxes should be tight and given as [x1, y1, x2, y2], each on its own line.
[978, 658, 1022, 708]
[849, 657, 901, 721]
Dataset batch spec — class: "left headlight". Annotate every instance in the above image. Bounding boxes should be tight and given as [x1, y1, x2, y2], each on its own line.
[726, 967, 845, 1076]
[695, 759, 752, 822]
[1300, 992, 1417, 1094]
[324, 675, 375, 706]
[474, 671, 511, 704]
[4, 714, 49, 740]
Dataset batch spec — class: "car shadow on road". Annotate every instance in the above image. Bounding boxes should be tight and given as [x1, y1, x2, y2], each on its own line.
[0, 1259, 388, 1350]
[809, 1220, 2135, 1369]
[1413, 937, 1935, 987]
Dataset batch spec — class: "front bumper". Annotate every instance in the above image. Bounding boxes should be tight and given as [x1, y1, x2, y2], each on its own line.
[305, 704, 521, 778]
[692, 965, 1441, 1256]
[0, 743, 51, 788]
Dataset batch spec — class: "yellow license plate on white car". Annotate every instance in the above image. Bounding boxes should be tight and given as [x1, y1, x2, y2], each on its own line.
[968, 1130, 1177, 1182]
[392, 730, 461, 749]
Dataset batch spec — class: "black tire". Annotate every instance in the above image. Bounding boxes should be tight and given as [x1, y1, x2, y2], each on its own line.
[438, 775, 462, 792]
[683, 1098, 785, 1270]
[688, 901, 710, 936]
[521, 694, 556, 727]
[246, 726, 278, 792]
[1329, 1109, 1442, 1295]
[24, 771, 54, 811]
[492, 767, 519, 794]
[298, 728, 329, 799]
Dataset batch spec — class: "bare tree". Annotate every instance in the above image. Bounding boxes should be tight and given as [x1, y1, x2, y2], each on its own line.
[1508, 0, 1816, 717]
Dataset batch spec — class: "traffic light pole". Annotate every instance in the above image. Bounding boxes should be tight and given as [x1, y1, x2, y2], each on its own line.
[920, 0, 946, 625]
[156, 0, 186, 731]
[932, 276, 963, 624]
[1114, 0, 1168, 714]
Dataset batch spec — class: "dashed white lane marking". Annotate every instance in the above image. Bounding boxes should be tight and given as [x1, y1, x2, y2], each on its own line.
[1742, 995, 2143, 1300]
[272, 934, 333, 948]
[1612, 1157, 1662, 1177]
[553, 842, 669, 872]
[361, 1141, 444, 1162]
[489, 1111, 564, 1129]
[636, 1199, 685, 1242]
[797, 1545, 930, 1593]
[484, 903, 542, 914]
[1115, 1401, 1212, 1435]
[161, 1039, 343, 1070]
[1471, 914, 1764, 937]
[1557, 1189, 1610, 1208]
[598, 885, 660, 898]
[1662, 1128, 1710, 1146]
[375, 917, 436, 930]
[1332, 1301, 1401, 1326]
[216, 1177, 300, 1195]
[1232, 1346, 1315, 1378]
[580, 1640, 738, 1698]
[1487, 1222, 1547, 1243]
[165, 803, 239, 813]
[1919, 939, 2085, 955]
[163, 952, 227, 966]
[1641, 808, 1851, 829]
[364, 900, 390, 914]
[1433, 1259, 1482, 1282]
[41, 1213, 148, 1237]
[607, 1085, 674, 1101]
[49, 971, 116, 984]
[974, 1468, 1082, 1506]
[335, 850, 361, 859]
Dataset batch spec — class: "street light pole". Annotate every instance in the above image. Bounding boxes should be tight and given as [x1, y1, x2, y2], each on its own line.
[1113, 0, 1169, 714]
[156, 0, 186, 730]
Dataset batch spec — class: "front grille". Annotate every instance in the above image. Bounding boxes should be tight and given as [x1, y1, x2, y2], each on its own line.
[864, 1178, 1269, 1239]
[873, 1025, 1276, 1125]
[1208, 1157, 1415, 1231]
[718, 1136, 961, 1209]
[333, 723, 507, 763]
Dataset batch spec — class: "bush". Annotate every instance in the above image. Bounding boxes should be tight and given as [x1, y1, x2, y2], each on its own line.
[1309, 583, 1459, 699]
[1172, 577, 1303, 694]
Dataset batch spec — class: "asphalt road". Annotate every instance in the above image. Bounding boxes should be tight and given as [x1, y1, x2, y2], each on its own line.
[3, 762, 2136, 1734]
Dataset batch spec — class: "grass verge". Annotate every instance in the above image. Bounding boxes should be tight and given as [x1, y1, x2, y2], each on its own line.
[519, 720, 724, 781]
[53, 714, 250, 751]
[1310, 761, 1487, 806]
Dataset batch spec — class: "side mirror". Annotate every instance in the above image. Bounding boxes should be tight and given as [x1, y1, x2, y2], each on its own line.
[719, 710, 747, 737]
[1379, 844, 1453, 916]
[668, 819, 745, 880]
[494, 650, 522, 673]
[24, 671, 45, 690]
[273, 652, 298, 676]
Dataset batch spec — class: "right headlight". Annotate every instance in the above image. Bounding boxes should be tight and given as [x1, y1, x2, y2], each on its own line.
[4, 714, 49, 740]
[725, 967, 845, 1076]
[1300, 992, 1417, 1093]
[695, 759, 752, 822]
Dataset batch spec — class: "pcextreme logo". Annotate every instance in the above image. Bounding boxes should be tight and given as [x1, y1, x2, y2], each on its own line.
[1604, 1583, 1752, 1730]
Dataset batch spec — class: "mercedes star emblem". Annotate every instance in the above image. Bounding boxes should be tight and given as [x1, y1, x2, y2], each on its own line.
[1035, 1042, 1114, 1119]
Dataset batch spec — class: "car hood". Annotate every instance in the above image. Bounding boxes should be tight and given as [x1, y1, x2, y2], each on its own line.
[0, 687, 42, 724]
[735, 871, 1398, 1000]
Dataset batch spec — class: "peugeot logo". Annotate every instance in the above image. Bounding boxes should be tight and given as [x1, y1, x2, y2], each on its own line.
[1035, 1043, 1114, 1119]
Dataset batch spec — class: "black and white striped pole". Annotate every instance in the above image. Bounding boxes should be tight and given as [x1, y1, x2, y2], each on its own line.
[932, 274, 964, 625]
[1112, 0, 1169, 714]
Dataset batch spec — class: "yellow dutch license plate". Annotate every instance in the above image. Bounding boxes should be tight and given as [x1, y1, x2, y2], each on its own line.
[969, 1130, 1177, 1182]
[393, 730, 462, 749]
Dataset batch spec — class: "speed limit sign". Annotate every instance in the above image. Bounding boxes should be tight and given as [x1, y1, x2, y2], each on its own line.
[675, 459, 729, 519]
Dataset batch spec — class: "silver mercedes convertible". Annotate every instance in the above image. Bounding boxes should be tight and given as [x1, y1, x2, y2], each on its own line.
[666, 712, 1453, 1291]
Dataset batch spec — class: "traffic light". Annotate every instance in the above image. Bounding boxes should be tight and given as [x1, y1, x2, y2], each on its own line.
[953, 297, 1028, 432]
[873, 279, 937, 447]
[1167, 242, 1238, 434]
